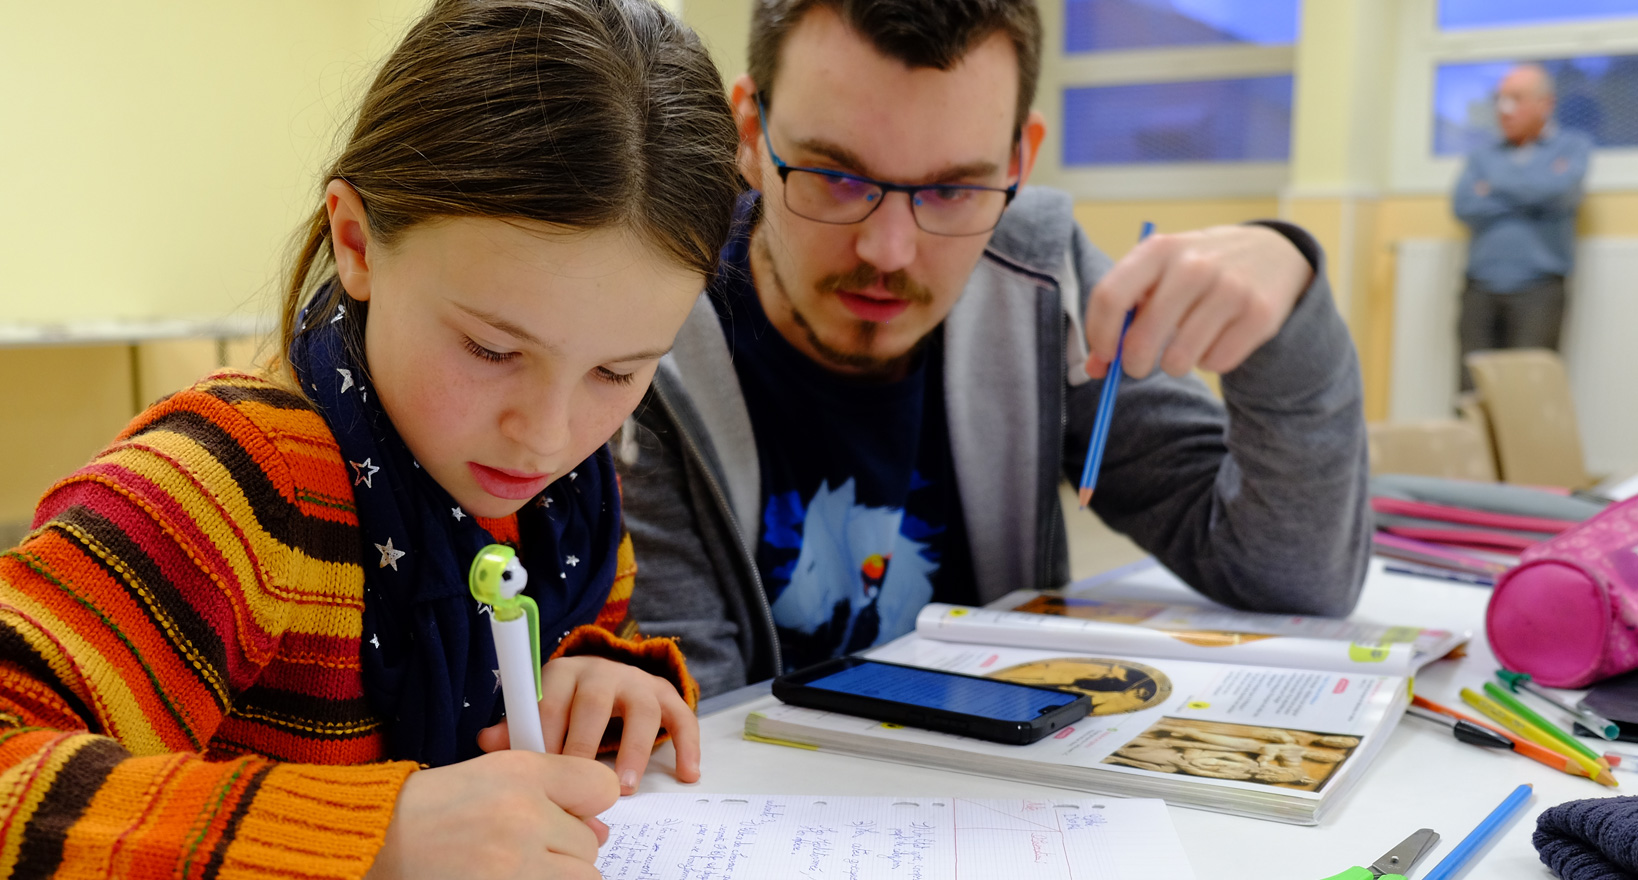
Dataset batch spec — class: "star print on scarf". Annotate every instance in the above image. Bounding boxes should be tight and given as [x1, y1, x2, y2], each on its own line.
[289, 285, 623, 767]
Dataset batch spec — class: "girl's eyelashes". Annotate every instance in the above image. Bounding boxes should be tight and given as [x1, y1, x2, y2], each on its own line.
[595, 366, 637, 386]
[463, 335, 635, 385]
[462, 336, 518, 363]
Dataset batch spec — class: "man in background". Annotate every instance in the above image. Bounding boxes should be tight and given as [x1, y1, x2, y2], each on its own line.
[1453, 62, 1591, 389]
[619, 0, 1371, 698]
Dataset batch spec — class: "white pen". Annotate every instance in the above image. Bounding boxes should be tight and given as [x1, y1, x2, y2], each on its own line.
[469, 544, 547, 753]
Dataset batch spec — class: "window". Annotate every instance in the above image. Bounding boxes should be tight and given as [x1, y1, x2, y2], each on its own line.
[1062, 75, 1293, 164]
[1439, 0, 1638, 31]
[1433, 55, 1638, 155]
[1042, 0, 1300, 198]
[1064, 0, 1299, 52]
[1389, 0, 1638, 192]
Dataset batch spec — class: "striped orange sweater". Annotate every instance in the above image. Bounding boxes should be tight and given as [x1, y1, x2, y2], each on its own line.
[0, 371, 694, 879]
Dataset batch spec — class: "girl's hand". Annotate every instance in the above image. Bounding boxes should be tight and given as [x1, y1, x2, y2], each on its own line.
[366, 750, 617, 880]
[478, 655, 700, 795]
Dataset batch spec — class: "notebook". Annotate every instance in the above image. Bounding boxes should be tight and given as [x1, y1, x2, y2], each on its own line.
[595, 793, 1196, 879]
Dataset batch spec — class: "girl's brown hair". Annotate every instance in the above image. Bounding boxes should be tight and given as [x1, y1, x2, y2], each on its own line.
[275, 0, 741, 383]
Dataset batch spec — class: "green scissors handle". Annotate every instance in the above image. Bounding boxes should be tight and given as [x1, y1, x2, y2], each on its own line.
[1319, 869, 1407, 880]
[1322, 828, 1438, 880]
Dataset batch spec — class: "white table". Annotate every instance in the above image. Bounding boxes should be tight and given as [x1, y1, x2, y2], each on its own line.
[636, 558, 1597, 879]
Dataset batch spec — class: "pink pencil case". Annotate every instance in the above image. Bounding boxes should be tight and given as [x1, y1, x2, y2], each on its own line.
[1488, 495, 1638, 687]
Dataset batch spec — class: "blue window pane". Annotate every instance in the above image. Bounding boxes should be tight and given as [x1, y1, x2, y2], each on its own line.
[1062, 76, 1293, 165]
[1439, 0, 1638, 31]
[1433, 55, 1638, 155]
[1065, 0, 1299, 53]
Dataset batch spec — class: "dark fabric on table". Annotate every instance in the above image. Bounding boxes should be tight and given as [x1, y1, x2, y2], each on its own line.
[1535, 795, 1638, 879]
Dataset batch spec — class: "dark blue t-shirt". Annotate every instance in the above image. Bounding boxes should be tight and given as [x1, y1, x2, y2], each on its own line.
[713, 198, 978, 674]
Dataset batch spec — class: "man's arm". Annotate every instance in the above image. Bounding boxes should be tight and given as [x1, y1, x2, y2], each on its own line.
[1485, 135, 1590, 217]
[1452, 152, 1513, 226]
[1070, 224, 1371, 616]
[617, 398, 761, 699]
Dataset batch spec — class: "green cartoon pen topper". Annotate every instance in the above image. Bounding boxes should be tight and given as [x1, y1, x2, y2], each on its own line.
[469, 544, 547, 752]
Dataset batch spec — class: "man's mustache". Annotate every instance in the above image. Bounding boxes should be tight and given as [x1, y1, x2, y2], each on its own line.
[815, 263, 933, 306]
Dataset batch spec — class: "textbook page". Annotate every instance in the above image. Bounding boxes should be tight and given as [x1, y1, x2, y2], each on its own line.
[595, 793, 1195, 880]
[745, 633, 1409, 824]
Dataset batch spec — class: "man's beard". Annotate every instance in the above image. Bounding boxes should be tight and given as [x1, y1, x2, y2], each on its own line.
[756, 235, 934, 380]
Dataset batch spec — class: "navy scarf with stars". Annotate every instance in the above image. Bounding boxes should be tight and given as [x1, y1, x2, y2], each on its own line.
[289, 290, 622, 767]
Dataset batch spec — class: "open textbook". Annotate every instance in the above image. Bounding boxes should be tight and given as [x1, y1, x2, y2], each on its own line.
[743, 579, 1466, 825]
[595, 794, 1195, 880]
[928, 586, 1470, 675]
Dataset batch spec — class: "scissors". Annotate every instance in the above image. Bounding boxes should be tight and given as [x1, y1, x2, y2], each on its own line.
[1321, 828, 1440, 880]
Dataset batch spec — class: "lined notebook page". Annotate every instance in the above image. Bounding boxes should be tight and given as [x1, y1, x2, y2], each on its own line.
[596, 794, 1195, 880]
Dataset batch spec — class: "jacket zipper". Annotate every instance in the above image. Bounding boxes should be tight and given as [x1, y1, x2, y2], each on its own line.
[658, 389, 784, 679]
[1043, 293, 1068, 588]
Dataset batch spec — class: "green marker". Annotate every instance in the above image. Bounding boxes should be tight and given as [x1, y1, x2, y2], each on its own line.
[1496, 668, 1620, 741]
[1482, 680, 1607, 769]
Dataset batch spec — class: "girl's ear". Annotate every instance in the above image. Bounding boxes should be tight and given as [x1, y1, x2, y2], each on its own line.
[326, 179, 375, 303]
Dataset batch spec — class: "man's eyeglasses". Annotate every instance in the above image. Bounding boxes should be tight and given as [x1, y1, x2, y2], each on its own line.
[756, 97, 1019, 237]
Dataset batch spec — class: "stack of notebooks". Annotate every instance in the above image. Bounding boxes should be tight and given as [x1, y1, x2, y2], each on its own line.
[1369, 473, 1607, 579]
[744, 565, 1468, 826]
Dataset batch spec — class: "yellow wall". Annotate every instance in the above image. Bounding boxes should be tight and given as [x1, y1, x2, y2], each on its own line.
[0, 1, 428, 531]
[681, 0, 752, 86]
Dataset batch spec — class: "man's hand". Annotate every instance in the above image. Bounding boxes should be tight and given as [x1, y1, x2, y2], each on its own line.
[478, 655, 700, 796]
[366, 750, 617, 880]
[1084, 224, 1314, 379]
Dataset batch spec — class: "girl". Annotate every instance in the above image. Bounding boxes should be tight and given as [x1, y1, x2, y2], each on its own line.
[0, 1, 741, 878]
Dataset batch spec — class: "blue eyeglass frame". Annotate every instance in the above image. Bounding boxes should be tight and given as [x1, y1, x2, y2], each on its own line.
[755, 96, 1021, 236]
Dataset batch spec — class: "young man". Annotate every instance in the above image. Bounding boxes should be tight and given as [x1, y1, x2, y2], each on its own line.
[1453, 62, 1590, 390]
[619, 0, 1371, 698]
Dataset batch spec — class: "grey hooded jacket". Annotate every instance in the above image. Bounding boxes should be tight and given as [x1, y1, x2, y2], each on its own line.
[616, 187, 1371, 698]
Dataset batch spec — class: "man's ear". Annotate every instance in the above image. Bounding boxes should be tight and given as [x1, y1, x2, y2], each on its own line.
[1016, 109, 1048, 188]
[326, 179, 374, 303]
[729, 74, 764, 192]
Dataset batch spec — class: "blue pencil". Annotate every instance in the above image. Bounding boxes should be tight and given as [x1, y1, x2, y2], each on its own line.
[1078, 221, 1154, 509]
[1421, 783, 1533, 880]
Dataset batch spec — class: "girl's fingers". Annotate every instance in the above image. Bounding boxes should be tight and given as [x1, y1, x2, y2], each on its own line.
[661, 692, 702, 783]
[476, 718, 510, 752]
[536, 663, 582, 755]
[613, 697, 663, 795]
[562, 679, 616, 760]
[584, 816, 610, 847]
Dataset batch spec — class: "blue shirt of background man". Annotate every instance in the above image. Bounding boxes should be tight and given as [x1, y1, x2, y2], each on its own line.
[1453, 125, 1591, 293]
[712, 195, 979, 675]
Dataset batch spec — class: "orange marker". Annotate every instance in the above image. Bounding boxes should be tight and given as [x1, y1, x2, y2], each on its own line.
[1412, 694, 1616, 787]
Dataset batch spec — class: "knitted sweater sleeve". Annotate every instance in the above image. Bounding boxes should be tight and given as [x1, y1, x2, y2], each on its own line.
[553, 531, 702, 716]
[0, 374, 416, 880]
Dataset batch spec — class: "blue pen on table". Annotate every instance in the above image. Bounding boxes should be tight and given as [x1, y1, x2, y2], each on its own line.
[1421, 783, 1533, 880]
[1383, 563, 1496, 588]
[1078, 221, 1154, 509]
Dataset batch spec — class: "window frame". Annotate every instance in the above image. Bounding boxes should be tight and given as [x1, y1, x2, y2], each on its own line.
[1035, 0, 1297, 199]
[1389, 0, 1638, 193]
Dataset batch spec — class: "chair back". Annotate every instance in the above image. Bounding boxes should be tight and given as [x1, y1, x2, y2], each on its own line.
[1465, 349, 1591, 488]
[1367, 420, 1497, 481]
